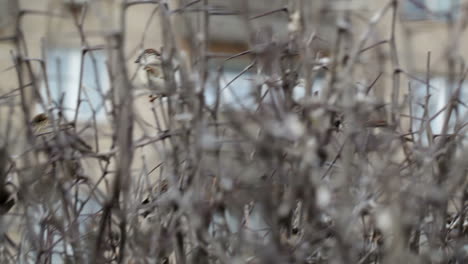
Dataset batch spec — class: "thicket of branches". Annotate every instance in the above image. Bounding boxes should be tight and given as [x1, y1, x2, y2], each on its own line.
[0, 0, 467, 263]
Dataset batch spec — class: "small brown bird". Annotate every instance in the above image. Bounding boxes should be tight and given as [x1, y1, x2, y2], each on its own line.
[30, 113, 95, 182]
[135, 48, 166, 94]
[30, 113, 93, 155]
[31, 113, 51, 134]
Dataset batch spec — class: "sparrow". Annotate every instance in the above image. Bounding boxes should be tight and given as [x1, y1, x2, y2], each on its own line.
[30, 113, 94, 155]
[30, 113, 95, 181]
[31, 113, 73, 135]
[30, 113, 109, 181]
[135, 48, 168, 97]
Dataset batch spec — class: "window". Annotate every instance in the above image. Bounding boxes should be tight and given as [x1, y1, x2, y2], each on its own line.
[401, 0, 460, 21]
[410, 76, 467, 143]
[206, 69, 256, 109]
[41, 48, 110, 121]
[205, 60, 325, 110]
[292, 74, 326, 101]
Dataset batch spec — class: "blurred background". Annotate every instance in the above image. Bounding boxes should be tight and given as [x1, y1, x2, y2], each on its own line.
[1, 0, 466, 145]
[0, 0, 467, 263]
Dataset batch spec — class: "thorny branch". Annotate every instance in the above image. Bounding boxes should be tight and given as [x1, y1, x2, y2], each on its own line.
[0, 0, 467, 264]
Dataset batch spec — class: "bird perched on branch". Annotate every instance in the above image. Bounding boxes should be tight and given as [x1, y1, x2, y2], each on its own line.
[31, 113, 96, 156]
[135, 48, 168, 97]
[29, 113, 109, 183]
[135, 48, 183, 100]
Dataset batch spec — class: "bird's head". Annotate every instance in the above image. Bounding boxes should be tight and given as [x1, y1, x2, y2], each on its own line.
[30, 113, 75, 134]
[135, 48, 161, 65]
[30, 113, 50, 133]
[31, 113, 48, 125]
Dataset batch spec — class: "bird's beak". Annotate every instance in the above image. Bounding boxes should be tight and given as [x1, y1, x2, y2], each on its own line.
[134, 57, 141, 63]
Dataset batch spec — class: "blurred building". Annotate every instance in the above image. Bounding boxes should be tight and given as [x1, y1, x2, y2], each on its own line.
[0, 0, 163, 152]
[0, 0, 465, 176]
[369, 0, 466, 136]
[0, 0, 337, 167]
